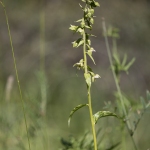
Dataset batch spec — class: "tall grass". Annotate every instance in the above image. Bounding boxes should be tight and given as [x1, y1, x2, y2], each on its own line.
[39, 0, 47, 116]
[0, 1, 31, 150]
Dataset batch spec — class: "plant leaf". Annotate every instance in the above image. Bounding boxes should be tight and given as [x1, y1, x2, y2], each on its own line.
[69, 25, 78, 31]
[72, 38, 83, 48]
[87, 48, 96, 64]
[68, 104, 88, 127]
[92, 74, 100, 82]
[90, 18, 94, 24]
[93, 111, 120, 124]
[122, 54, 127, 67]
[73, 59, 84, 70]
[78, 40, 84, 47]
[84, 73, 91, 87]
[124, 57, 135, 71]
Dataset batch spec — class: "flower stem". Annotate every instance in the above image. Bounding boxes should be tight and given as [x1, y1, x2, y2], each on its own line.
[83, 29, 97, 150]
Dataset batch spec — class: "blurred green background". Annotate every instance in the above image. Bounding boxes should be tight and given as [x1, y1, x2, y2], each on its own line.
[0, 0, 150, 149]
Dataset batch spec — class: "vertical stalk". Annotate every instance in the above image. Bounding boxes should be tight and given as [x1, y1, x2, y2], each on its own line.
[102, 19, 138, 150]
[40, 0, 45, 72]
[0, 1, 31, 150]
[39, 0, 47, 116]
[83, 29, 97, 150]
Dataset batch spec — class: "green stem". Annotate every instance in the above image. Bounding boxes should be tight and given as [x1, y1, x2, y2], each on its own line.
[0, 2, 31, 150]
[40, 0, 45, 72]
[39, 0, 47, 116]
[83, 29, 97, 150]
[102, 19, 138, 150]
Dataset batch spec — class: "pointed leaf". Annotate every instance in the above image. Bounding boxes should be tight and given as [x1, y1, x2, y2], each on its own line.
[77, 28, 84, 34]
[87, 53, 95, 64]
[85, 25, 91, 29]
[89, 8, 94, 15]
[68, 104, 88, 126]
[84, 73, 91, 87]
[76, 19, 83, 22]
[122, 54, 127, 67]
[79, 3, 83, 9]
[69, 25, 78, 31]
[73, 59, 84, 70]
[77, 39, 84, 47]
[94, 1, 100, 7]
[113, 52, 120, 65]
[88, 34, 96, 37]
[72, 38, 83, 48]
[92, 74, 100, 82]
[93, 111, 120, 124]
[87, 39, 91, 45]
[124, 57, 135, 71]
[90, 18, 94, 24]
[87, 48, 96, 64]
[87, 65, 93, 72]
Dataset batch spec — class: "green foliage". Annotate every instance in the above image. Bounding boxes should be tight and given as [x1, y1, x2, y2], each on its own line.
[0, 1, 150, 150]
[102, 22, 150, 149]
[60, 130, 120, 150]
[93, 111, 120, 125]
[106, 26, 136, 80]
[68, 104, 88, 127]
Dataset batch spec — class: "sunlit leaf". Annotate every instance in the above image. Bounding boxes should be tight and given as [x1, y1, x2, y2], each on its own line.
[89, 8, 94, 15]
[76, 18, 83, 22]
[77, 28, 84, 34]
[79, 3, 83, 9]
[73, 59, 84, 70]
[68, 104, 88, 126]
[93, 111, 120, 124]
[90, 18, 94, 24]
[72, 38, 83, 48]
[92, 74, 100, 82]
[69, 25, 78, 31]
[87, 39, 91, 45]
[85, 25, 91, 29]
[84, 73, 91, 87]
[90, 0, 100, 7]
[89, 34, 96, 37]
[94, 1, 100, 7]
[87, 48, 96, 64]
[77, 39, 84, 47]
[86, 12, 92, 18]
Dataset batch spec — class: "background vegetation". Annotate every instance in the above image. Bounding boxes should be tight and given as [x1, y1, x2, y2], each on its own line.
[0, 0, 150, 149]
